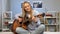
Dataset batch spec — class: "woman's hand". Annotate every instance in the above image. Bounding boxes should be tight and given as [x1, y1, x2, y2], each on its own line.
[18, 18, 23, 22]
[32, 16, 37, 22]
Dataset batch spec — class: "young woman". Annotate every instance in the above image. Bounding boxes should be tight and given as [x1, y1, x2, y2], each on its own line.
[13, 1, 45, 34]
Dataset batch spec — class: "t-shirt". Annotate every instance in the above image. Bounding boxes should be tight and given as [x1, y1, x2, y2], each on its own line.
[15, 10, 41, 32]
[28, 18, 41, 32]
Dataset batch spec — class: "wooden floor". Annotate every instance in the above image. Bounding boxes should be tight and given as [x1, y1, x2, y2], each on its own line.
[0, 32, 60, 34]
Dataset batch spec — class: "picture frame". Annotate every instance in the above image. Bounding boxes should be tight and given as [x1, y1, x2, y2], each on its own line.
[33, 1, 42, 8]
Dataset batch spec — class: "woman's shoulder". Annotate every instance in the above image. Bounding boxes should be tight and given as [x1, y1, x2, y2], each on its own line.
[32, 10, 40, 16]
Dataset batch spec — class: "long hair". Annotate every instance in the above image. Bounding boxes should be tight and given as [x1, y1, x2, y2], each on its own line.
[22, 1, 33, 20]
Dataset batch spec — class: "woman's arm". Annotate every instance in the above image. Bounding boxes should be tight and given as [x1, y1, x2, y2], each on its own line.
[32, 16, 37, 22]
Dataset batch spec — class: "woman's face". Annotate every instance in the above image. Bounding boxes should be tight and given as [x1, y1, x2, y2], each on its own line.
[24, 3, 31, 12]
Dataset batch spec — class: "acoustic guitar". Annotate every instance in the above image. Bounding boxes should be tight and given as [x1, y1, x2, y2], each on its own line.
[11, 17, 31, 34]
[11, 19, 21, 34]
[11, 14, 40, 34]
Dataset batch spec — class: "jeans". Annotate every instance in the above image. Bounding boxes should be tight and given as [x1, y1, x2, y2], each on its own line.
[16, 24, 45, 34]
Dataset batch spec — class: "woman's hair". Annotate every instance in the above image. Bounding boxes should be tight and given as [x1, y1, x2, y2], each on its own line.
[22, 1, 32, 19]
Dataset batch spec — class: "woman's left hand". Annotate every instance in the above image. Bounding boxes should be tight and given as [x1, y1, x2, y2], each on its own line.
[32, 16, 37, 22]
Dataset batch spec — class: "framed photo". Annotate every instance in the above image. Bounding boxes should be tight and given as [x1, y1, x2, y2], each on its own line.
[33, 1, 42, 8]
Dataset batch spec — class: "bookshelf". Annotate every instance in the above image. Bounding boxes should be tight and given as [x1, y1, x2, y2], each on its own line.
[44, 11, 59, 32]
[2, 11, 12, 32]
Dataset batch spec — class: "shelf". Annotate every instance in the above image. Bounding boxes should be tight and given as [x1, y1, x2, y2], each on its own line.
[2, 11, 12, 32]
[45, 24, 58, 26]
[44, 17, 57, 18]
[2, 28, 10, 32]
[44, 11, 59, 32]
[2, 28, 10, 30]
[4, 17, 11, 19]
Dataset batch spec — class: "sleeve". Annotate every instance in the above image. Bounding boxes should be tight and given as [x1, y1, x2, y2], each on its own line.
[33, 10, 40, 16]
[33, 10, 41, 25]
[15, 13, 22, 19]
[37, 18, 41, 25]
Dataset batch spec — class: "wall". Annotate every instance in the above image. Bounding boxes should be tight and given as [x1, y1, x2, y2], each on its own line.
[43, 0, 60, 11]
[2, 0, 10, 11]
[0, 0, 2, 29]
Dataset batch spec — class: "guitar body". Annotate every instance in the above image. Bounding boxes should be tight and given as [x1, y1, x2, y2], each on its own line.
[11, 19, 21, 34]
[11, 15, 39, 34]
[11, 19, 28, 34]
